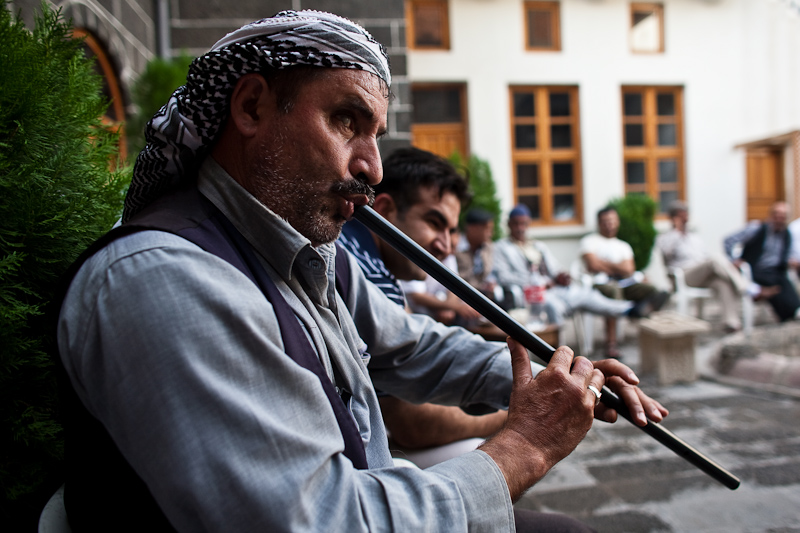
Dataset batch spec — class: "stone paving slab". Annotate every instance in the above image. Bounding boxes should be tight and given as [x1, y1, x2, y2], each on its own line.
[516, 378, 800, 532]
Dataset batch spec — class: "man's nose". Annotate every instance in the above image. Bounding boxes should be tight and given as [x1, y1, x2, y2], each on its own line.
[432, 231, 451, 258]
[349, 138, 383, 186]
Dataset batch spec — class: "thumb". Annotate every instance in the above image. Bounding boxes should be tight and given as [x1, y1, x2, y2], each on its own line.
[507, 337, 533, 386]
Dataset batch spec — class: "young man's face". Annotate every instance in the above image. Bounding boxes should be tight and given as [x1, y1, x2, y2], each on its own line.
[245, 69, 388, 247]
[380, 186, 461, 281]
[598, 211, 620, 238]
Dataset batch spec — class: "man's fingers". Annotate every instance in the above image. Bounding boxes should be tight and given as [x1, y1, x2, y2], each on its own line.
[593, 358, 639, 385]
[549, 345, 576, 370]
[506, 338, 533, 385]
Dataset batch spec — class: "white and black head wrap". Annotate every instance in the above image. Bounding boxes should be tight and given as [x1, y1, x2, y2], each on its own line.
[125, 10, 391, 222]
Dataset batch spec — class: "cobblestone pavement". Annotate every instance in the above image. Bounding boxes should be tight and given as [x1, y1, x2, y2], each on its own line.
[516, 321, 800, 533]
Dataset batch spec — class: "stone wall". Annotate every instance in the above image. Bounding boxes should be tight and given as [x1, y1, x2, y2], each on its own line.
[9, 0, 411, 153]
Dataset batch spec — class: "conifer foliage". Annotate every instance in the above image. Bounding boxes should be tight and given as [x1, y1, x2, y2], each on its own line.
[0, 1, 128, 524]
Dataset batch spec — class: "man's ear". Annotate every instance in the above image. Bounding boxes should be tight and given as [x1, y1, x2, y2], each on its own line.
[372, 193, 398, 221]
[228, 73, 272, 137]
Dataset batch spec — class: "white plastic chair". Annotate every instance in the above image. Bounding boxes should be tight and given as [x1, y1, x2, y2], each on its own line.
[38, 484, 71, 533]
[738, 262, 759, 336]
[667, 265, 713, 318]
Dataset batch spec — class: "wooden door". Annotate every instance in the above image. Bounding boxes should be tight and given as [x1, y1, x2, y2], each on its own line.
[410, 83, 468, 159]
[746, 148, 784, 221]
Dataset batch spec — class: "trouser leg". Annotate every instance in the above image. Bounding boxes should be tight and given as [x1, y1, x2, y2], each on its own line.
[708, 277, 741, 327]
[753, 270, 800, 321]
[513, 508, 597, 532]
[556, 285, 633, 317]
[685, 258, 746, 296]
[621, 283, 657, 302]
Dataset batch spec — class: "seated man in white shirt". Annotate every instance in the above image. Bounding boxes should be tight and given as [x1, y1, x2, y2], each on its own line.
[657, 200, 765, 332]
[580, 206, 669, 358]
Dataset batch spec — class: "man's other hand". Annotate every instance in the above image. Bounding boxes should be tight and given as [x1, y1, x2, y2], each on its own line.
[591, 358, 669, 426]
[479, 341, 601, 501]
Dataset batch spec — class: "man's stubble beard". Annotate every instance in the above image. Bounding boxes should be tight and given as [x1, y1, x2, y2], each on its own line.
[247, 138, 347, 247]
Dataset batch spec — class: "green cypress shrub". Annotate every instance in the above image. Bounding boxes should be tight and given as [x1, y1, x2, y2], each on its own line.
[609, 194, 658, 271]
[449, 152, 503, 240]
[0, 1, 129, 526]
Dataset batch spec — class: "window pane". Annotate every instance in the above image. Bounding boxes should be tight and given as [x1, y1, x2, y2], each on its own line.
[657, 124, 676, 146]
[625, 124, 644, 146]
[657, 93, 675, 116]
[517, 164, 539, 188]
[631, 7, 662, 52]
[626, 161, 646, 184]
[553, 194, 575, 220]
[624, 93, 643, 116]
[550, 125, 571, 148]
[549, 93, 570, 116]
[658, 190, 679, 212]
[515, 125, 537, 148]
[552, 162, 573, 186]
[413, 4, 445, 47]
[658, 159, 678, 183]
[412, 88, 462, 123]
[527, 10, 553, 48]
[518, 195, 541, 219]
[513, 93, 535, 117]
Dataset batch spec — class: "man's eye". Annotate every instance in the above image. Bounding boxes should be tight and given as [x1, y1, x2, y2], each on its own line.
[339, 114, 354, 129]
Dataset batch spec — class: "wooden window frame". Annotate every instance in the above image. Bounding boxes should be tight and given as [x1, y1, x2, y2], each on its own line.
[630, 2, 664, 54]
[406, 0, 451, 51]
[621, 86, 685, 215]
[523, 1, 561, 52]
[509, 85, 583, 226]
[410, 82, 470, 159]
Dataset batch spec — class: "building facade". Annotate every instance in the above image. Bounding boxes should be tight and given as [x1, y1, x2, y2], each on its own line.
[10, 0, 411, 156]
[406, 0, 800, 265]
[10, 0, 800, 267]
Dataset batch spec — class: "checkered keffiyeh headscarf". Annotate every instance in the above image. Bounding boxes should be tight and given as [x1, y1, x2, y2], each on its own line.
[124, 10, 391, 222]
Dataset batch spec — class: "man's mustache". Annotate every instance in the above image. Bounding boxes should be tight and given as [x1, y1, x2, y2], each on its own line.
[332, 176, 376, 206]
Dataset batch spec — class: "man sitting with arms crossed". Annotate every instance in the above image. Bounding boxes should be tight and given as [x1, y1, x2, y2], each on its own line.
[57, 11, 667, 532]
[339, 147, 504, 467]
[580, 206, 669, 358]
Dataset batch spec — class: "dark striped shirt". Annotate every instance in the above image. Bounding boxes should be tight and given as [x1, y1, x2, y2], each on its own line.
[338, 220, 406, 307]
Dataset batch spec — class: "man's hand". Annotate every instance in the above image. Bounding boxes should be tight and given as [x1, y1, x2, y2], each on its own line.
[479, 341, 602, 501]
[591, 358, 669, 426]
[554, 272, 571, 286]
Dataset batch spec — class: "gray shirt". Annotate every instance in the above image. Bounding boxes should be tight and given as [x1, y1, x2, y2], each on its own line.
[656, 228, 708, 270]
[58, 158, 517, 532]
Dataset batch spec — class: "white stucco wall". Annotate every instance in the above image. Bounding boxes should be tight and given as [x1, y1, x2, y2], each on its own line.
[408, 0, 800, 267]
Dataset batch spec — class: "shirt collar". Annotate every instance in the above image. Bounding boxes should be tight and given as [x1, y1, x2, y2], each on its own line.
[196, 157, 335, 281]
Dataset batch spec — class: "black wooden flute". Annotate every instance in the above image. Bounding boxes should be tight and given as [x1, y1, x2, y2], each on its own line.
[354, 205, 740, 491]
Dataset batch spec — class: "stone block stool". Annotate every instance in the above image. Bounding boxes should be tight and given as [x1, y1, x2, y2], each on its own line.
[638, 311, 711, 385]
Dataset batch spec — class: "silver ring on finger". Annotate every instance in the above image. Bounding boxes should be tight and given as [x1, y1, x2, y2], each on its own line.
[587, 384, 602, 405]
